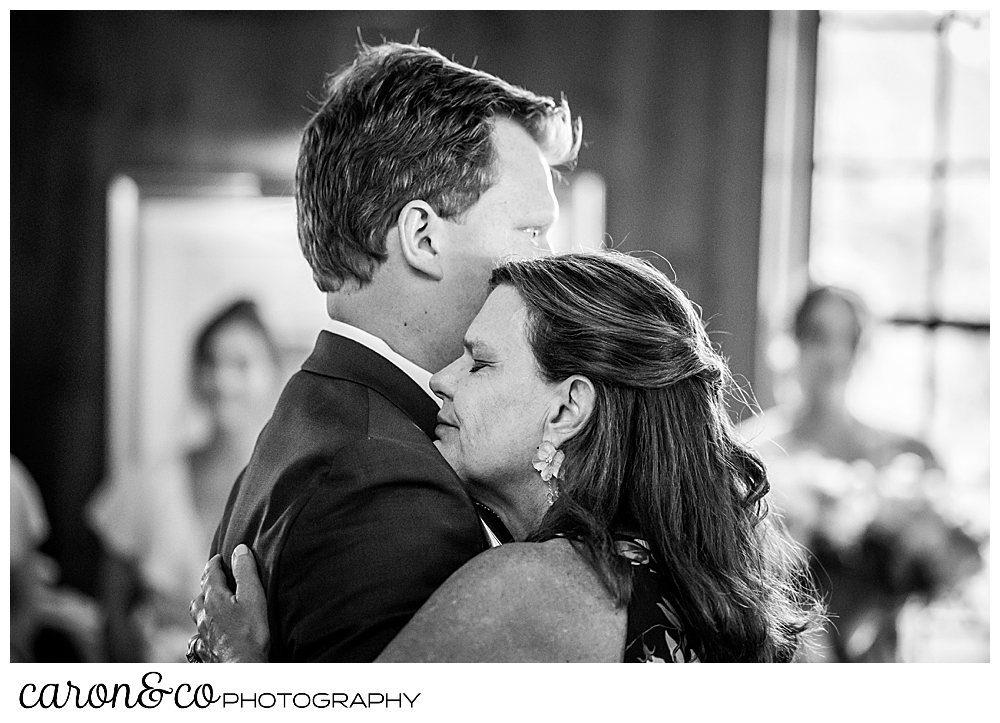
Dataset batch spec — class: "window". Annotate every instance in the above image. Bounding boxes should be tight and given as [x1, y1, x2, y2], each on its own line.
[809, 10, 989, 510]
[757, 9, 991, 662]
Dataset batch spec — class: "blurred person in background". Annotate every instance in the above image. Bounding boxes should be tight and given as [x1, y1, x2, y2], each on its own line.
[753, 286, 939, 469]
[743, 285, 982, 662]
[87, 299, 282, 662]
[11, 456, 102, 662]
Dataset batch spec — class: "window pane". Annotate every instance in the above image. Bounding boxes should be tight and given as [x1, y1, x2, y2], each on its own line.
[845, 324, 931, 438]
[941, 177, 990, 320]
[809, 175, 932, 317]
[814, 27, 937, 161]
[946, 19, 990, 163]
[930, 328, 990, 498]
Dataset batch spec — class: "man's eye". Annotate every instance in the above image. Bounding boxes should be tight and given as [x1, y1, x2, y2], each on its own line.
[523, 227, 541, 239]
[469, 361, 488, 373]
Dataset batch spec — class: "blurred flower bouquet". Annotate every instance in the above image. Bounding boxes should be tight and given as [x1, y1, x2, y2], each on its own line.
[766, 452, 983, 601]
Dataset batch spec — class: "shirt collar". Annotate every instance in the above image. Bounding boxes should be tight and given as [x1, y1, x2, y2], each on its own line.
[325, 320, 439, 408]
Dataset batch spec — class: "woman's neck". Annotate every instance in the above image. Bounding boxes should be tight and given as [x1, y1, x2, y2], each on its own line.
[795, 383, 852, 426]
[467, 476, 549, 542]
[788, 387, 873, 462]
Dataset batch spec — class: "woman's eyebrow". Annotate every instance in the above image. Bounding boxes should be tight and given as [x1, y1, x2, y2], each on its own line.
[463, 337, 495, 358]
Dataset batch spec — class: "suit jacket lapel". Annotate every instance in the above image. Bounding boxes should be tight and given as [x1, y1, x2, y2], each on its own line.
[301, 331, 440, 438]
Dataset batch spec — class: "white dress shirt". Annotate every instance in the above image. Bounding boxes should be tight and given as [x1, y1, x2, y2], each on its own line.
[325, 319, 439, 407]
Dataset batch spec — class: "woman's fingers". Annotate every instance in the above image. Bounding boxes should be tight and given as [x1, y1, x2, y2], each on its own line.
[202, 554, 231, 597]
[193, 633, 215, 663]
[191, 553, 236, 650]
[187, 545, 271, 662]
[231, 544, 266, 609]
[189, 593, 203, 625]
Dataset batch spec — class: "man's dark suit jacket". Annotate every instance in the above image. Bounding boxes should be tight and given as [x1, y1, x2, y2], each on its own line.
[211, 331, 487, 662]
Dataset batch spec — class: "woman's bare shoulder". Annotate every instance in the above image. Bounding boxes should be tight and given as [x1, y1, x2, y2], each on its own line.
[444, 539, 619, 611]
[377, 539, 626, 662]
[468, 537, 594, 574]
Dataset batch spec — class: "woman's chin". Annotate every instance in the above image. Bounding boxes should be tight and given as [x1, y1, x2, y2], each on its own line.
[432, 438, 457, 466]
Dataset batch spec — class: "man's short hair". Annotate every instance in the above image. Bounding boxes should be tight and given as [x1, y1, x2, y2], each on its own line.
[296, 42, 582, 292]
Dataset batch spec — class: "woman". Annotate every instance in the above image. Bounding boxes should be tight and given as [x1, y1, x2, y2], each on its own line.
[89, 299, 282, 662]
[748, 286, 938, 470]
[744, 286, 979, 662]
[191, 253, 820, 662]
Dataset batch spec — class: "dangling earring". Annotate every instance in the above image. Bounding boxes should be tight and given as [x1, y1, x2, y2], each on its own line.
[545, 481, 559, 506]
[532, 440, 565, 504]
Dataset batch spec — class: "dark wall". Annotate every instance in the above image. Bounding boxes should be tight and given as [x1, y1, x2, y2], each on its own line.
[10, 10, 770, 593]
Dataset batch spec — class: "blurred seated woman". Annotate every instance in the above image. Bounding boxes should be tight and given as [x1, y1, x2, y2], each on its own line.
[192, 252, 821, 663]
[88, 299, 282, 662]
[749, 286, 937, 470]
[743, 285, 981, 662]
[11, 456, 103, 662]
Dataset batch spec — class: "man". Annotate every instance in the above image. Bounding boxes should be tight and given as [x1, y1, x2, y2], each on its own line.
[207, 41, 581, 662]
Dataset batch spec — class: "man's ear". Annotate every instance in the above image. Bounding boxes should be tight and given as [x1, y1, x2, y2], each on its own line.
[543, 375, 596, 448]
[396, 200, 445, 280]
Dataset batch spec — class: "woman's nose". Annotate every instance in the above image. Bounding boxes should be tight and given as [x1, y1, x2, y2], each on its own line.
[430, 358, 459, 401]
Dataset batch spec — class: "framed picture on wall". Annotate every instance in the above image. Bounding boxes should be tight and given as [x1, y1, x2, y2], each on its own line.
[105, 172, 330, 479]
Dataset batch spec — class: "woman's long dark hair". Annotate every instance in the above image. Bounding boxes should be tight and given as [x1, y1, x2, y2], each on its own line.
[492, 251, 821, 662]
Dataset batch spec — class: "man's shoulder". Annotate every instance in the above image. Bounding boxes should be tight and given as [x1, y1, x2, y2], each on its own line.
[219, 371, 463, 552]
[234, 375, 449, 508]
[277, 352, 436, 438]
[269, 369, 439, 460]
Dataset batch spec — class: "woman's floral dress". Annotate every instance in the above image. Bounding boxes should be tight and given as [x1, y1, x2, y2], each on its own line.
[618, 537, 701, 663]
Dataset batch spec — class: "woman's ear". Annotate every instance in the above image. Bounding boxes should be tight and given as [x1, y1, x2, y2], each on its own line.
[396, 200, 445, 280]
[544, 375, 596, 448]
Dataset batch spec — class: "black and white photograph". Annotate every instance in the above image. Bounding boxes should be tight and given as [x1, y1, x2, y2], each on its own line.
[7, 7, 991, 718]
